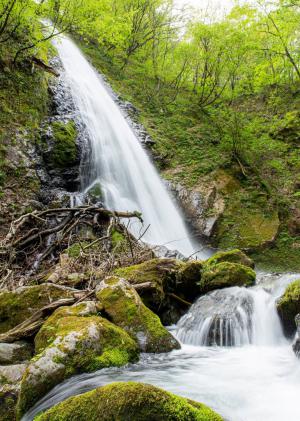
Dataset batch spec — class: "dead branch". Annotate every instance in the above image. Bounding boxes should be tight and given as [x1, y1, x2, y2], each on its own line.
[31, 56, 60, 77]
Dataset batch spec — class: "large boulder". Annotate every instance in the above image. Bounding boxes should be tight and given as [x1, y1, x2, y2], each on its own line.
[0, 284, 75, 333]
[277, 280, 300, 337]
[0, 341, 33, 365]
[34, 382, 223, 421]
[293, 314, 300, 357]
[17, 301, 138, 417]
[200, 262, 256, 294]
[96, 277, 180, 353]
[205, 249, 254, 269]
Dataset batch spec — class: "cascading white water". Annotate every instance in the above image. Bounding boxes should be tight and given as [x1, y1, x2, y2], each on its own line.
[22, 273, 300, 421]
[52, 35, 203, 257]
[175, 276, 286, 347]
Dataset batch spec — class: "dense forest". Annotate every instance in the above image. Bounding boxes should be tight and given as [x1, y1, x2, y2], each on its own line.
[0, 2, 300, 421]
[1, 0, 300, 269]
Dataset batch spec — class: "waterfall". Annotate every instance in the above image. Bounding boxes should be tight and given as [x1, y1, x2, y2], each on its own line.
[175, 273, 295, 347]
[52, 35, 204, 257]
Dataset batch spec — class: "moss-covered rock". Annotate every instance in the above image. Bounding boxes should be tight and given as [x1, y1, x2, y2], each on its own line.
[17, 301, 139, 416]
[34, 382, 223, 421]
[0, 284, 75, 333]
[49, 121, 78, 168]
[96, 276, 180, 353]
[114, 258, 203, 320]
[277, 280, 300, 337]
[205, 249, 254, 269]
[114, 258, 183, 306]
[200, 262, 256, 294]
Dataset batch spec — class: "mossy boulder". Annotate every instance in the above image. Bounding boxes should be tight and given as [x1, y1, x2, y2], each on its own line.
[34, 382, 223, 421]
[205, 249, 254, 269]
[114, 258, 203, 323]
[96, 276, 180, 353]
[17, 301, 138, 416]
[277, 280, 300, 337]
[49, 121, 78, 168]
[200, 262, 256, 294]
[0, 284, 75, 334]
[114, 258, 184, 308]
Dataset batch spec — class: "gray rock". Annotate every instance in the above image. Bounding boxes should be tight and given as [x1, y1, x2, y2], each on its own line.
[0, 383, 19, 421]
[0, 342, 33, 365]
[293, 314, 300, 358]
[0, 364, 27, 384]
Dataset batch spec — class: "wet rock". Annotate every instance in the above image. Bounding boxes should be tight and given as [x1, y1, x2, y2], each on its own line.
[96, 276, 180, 353]
[200, 262, 256, 294]
[277, 279, 300, 337]
[17, 301, 138, 416]
[0, 341, 33, 365]
[34, 382, 223, 421]
[293, 314, 300, 357]
[0, 284, 76, 334]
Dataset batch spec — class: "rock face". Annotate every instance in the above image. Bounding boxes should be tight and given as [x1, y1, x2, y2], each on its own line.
[166, 181, 224, 239]
[277, 280, 300, 337]
[0, 284, 76, 333]
[96, 276, 180, 353]
[0, 341, 33, 365]
[34, 382, 224, 421]
[200, 262, 256, 294]
[17, 301, 138, 416]
[293, 314, 300, 357]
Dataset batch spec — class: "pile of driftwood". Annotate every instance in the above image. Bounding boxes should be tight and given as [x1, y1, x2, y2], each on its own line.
[0, 205, 149, 288]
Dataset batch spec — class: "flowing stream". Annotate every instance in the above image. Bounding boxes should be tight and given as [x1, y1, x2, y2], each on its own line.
[22, 36, 300, 421]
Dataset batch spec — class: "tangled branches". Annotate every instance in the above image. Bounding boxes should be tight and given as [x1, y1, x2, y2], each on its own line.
[0, 205, 145, 288]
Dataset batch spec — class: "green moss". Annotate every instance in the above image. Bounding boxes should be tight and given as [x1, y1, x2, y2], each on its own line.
[277, 279, 300, 336]
[96, 277, 180, 353]
[0, 284, 74, 334]
[18, 305, 139, 417]
[200, 262, 256, 293]
[34, 382, 223, 421]
[205, 249, 254, 269]
[66, 242, 88, 258]
[251, 229, 300, 272]
[49, 121, 78, 168]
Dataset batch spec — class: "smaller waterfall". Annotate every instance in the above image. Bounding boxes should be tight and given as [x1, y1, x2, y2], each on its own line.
[175, 278, 287, 347]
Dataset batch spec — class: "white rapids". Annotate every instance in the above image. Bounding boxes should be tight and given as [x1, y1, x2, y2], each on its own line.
[52, 35, 205, 258]
[22, 273, 300, 421]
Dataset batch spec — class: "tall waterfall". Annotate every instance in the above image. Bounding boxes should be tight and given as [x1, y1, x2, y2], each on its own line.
[53, 35, 201, 257]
